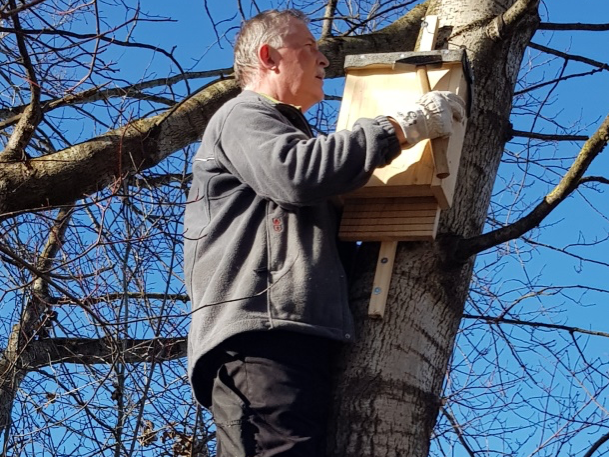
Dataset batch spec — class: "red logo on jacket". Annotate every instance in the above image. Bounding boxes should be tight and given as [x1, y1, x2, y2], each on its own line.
[272, 217, 283, 233]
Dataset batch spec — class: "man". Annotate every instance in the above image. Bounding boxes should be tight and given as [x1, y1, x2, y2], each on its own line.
[184, 9, 465, 457]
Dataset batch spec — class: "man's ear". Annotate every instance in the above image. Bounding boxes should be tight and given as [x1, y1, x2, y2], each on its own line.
[258, 44, 278, 71]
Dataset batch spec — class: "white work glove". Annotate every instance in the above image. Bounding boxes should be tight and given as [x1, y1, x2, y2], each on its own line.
[392, 91, 466, 146]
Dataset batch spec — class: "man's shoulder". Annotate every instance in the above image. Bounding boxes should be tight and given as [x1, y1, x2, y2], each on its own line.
[220, 90, 276, 115]
[210, 90, 287, 129]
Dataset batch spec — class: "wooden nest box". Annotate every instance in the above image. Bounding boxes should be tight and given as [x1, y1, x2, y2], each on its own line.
[337, 49, 472, 242]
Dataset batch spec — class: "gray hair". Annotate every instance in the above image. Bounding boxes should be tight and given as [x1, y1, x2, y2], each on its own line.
[233, 9, 309, 88]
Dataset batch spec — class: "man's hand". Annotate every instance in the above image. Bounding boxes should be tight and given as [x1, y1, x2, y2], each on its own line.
[390, 91, 466, 146]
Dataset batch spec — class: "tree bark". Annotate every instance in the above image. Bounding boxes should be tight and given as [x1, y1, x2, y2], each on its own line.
[327, 1, 540, 456]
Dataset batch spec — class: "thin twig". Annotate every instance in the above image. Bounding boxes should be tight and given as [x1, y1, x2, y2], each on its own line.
[539, 22, 609, 31]
[511, 129, 587, 141]
[463, 313, 609, 338]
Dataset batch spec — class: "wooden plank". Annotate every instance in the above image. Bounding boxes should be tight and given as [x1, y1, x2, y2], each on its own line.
[428, 62, 470, 209]
[341, 218, 439, 227]
[341, 232, 435, 242]
[416, 16, 449, 179]
[368, 241, 398, 318]
[338, 196, 440, 242]
[336, 69, 435, 191]
[418, 15, 439, 51]
[365, 16, 438, 317]
[339, 225, 439, 241]
[342, 196, 438, 209]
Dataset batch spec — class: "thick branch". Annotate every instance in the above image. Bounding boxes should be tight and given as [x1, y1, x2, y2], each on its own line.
[485, 0, 540, 41]
[321, 0, 339, 39]
[321, 2, 427, 78]
[0, 78, 239, 218]
[0, 5, 428, 218]
[27, 337, 187, 367]
[55, 292, 191, 306]
[454, 113, 609, 261]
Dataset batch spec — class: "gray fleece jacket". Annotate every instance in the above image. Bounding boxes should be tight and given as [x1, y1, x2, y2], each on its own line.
[184, 90, 401, 406]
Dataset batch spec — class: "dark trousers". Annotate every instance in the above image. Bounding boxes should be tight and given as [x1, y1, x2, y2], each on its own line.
[210, 331, 338, 457]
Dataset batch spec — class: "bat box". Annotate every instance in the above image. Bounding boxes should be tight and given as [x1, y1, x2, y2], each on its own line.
[337, 50, 471, 242]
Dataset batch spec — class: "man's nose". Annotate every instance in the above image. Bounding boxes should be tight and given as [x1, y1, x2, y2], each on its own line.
[318, 50, 329, 68]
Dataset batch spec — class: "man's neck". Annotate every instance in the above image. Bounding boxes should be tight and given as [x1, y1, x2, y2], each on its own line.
[245, 79, 309, 112]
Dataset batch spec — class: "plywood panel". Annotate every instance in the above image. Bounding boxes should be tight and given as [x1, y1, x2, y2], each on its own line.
[338, 61, 469, 209]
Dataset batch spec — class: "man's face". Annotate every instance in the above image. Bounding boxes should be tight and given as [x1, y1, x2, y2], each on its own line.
[272, 18, 329, 111]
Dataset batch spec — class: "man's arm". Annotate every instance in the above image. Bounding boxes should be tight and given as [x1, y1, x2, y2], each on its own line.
[215, 99, 401, 208]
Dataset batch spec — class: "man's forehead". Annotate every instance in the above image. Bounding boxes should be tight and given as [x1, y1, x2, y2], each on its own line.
[283, 18, 315, 42]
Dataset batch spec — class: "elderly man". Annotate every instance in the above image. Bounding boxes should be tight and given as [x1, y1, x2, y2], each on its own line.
[184, 8, 464, 457]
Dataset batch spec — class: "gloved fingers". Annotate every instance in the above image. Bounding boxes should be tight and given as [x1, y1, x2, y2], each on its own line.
[444, 93, 466, 122]
[417, 92, 444, 114]
[417, 91, 465, 119]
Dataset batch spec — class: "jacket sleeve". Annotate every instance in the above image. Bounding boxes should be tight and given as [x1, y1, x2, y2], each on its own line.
[215, 99, 401, 208]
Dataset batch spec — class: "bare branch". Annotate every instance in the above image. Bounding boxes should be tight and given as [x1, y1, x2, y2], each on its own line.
[522, 235, 609, 268]
[511, 129, 588, 141]
[321, 0, 339, 39]
[0, 240, 88, 308]
[539, 22, 609, 31]
[439, 406, 477, 457]
[514, 67, 606, 96]
[0, 0, 47, 20]
[0, 68, 233, 129]
[0, 78, 239, 218]
[528, 42, 609, 70]
[0, 1, 42, 162]
[580, 176, 609, 186]
[0, 6, 428, 218]
[463, 314, 609, 338]
[27, 337, 186, 367]
[583, 432, 609, 457]
[0, 25, 186, 81]
[0, 206, 75, 437]
[454, 113, 609, 261]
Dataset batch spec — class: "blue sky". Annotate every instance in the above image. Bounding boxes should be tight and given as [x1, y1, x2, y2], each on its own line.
[64, 1, 609, 454]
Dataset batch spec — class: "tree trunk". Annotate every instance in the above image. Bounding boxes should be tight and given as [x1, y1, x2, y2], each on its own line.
[328, 1, 540, 456]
